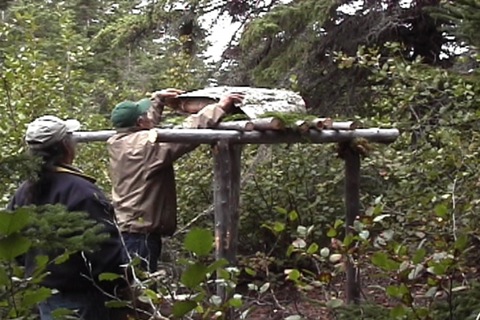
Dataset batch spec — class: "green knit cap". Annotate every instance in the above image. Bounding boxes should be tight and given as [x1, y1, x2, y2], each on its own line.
[110, 98, 152, 128]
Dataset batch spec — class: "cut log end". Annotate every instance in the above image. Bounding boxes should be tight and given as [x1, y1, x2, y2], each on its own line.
[252, 117, 286, 131]
[331, 121, 363, 130]
[295, 120, 310, 133]
[217, 120, 255, 131]
[312, 117, 333, 129]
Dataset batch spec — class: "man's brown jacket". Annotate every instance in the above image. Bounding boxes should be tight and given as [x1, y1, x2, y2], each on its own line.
[107, 102, 225, 236]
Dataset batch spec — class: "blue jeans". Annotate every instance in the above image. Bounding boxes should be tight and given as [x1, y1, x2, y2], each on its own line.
[122, 233, 162, 272]
[38, 290, 110, 320]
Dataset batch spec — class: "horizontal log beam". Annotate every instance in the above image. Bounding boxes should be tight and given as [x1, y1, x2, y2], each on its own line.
[73, 128, 400, 144]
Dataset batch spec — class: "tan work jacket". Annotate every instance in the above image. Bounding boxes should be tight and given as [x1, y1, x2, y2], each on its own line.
[107, 103, 225, 236]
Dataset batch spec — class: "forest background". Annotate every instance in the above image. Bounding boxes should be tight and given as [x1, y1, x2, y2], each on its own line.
[1, 0, 480, 319]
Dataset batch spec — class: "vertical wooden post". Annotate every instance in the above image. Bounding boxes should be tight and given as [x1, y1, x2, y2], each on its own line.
[343, 143, 361, 304]
[213, 140, 242, 301]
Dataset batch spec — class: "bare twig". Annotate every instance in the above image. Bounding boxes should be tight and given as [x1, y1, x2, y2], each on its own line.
[269, 288, 286, 311]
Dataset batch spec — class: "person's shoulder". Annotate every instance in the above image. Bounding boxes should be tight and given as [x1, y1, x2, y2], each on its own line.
[108, 130, 150, 151]
[60, 174, 111, 209]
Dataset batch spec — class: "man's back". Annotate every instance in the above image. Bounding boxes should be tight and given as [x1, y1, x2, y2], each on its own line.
[107, 130, 180, 236]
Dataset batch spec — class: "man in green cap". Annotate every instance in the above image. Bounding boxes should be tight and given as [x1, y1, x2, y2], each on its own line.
[107, 89, 243, 272]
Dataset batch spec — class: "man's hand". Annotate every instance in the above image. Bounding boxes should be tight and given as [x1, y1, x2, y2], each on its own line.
[151, 88, 185, 106]
[217, 93, 245, 113]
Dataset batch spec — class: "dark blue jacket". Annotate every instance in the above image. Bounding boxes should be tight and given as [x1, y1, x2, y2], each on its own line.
[8, 165, 127, 293]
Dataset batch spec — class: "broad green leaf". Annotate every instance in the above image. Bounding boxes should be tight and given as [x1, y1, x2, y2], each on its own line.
[0, 208, 31, 236]
[180, 263, 208, 289]
[371, 252, 399, 271]
[35, 255, 49, 269]
[54, 252, 71, 264]
[184, 228, 213, 257]
[0, 234, 31, 261]
[390, 304, 407, 319]
[412, 248, 426, 264]
[172, 300, 197, 317]
[99, 272, 121, 281]
[228, 297, 243, 308]
[144, 289, 158, 300]
[386, 285, 400, 298]
[275, 207, 288, 215]
[206, 258, 228, 274]
[51, 308, 76, 318]
[454, 234, 469, 251]
[307, 242, 319, 254]
[287, 269, 301, 281]
[343, 234, 354, 247]
[245, 267, 257, 276]
[327, 228, 337, 237]
[273, 221, 285, 233]
[334, 219, 344, 229]
[22, 287, 52, 308]
[429, 262, 448, 276]
[289, 210, 298, 221]
[434, 204, 448, 219]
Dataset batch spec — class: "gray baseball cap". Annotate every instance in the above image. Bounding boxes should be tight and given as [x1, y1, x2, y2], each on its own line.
[25, 115, 81, 149]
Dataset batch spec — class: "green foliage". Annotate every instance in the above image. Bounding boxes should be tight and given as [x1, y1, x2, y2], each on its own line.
[184, 228, 214, 257]
[239, 0, 336, 86]
[0, 204, 109, 318]
[3, 0, 480, 318]
[432, 0, 480, 48]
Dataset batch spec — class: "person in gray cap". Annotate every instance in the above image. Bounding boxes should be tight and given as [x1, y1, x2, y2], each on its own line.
[8, 115, 128, 320]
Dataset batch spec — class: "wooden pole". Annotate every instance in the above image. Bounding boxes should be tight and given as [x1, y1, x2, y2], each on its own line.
[251, 117, 285, 131]
[343, 143, 361, 304]
[73, 128, 400, 144]
[331, 121, 363, 130]
[217, 121, 254, 131]
[213, 141, 242, 302]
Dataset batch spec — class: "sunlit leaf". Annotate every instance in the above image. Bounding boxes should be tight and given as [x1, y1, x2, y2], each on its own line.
[180, 263, 208, 289]
[172, 300, 197, 317]
[184, 228, 213, 257]
[0, 234, 31, 261]
[0, 208, 31, 236]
